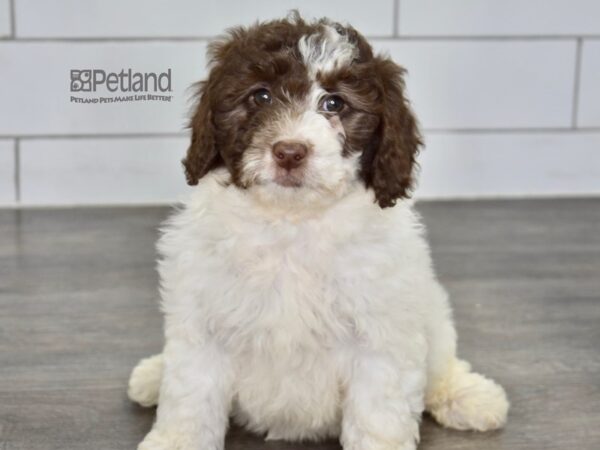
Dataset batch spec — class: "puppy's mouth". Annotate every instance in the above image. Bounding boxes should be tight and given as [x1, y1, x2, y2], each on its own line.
[273, 171, 303, 188]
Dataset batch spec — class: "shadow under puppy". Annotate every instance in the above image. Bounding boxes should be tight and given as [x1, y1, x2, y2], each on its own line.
[128, 13, 509, 450]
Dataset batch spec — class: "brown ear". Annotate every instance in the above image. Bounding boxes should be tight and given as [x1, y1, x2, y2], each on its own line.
[366, 57, 422, 208]
[182, 81, 220, 185]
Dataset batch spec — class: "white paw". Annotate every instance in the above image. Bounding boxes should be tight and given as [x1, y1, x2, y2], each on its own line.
[138, 430, 169, 450]
[342, 436, 416, 450]
[138, 428, 206, 450]
[128, 354, 163, 407]
[341, 418, 419, 450]
[427, 359, 509, 431]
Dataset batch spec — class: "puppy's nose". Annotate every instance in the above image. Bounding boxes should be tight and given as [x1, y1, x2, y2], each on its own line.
[272, 141, 308, 170]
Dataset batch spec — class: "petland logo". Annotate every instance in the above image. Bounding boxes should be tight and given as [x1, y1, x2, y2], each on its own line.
[69, 69, 173, 104]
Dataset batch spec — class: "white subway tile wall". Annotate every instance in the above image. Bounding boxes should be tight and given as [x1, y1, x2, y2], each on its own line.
[0, 0, 598, 206]
[14, 0, 395, 38]
[20, 138, 189, 205]
[375, 40, 577, 129]
[0, 140, 15, 205]
[578, 39, 600, 127]
[0, 0, 11, 38]
[418, 132, 600, 198]
[399, 0, 600, 37]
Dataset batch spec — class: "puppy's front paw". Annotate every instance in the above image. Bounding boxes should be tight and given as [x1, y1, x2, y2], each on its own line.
[342, 436, 417, 450]
[341, 419, 419, 450]
[138, 428, 209, 450]
[138, 429, 180, 450]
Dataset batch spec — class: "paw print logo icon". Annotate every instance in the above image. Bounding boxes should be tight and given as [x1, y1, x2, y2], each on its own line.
[70, 70, 92, 92]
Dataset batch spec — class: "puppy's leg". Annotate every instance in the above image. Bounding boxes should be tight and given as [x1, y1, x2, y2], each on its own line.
[341, 352, 425, 450]
[128, 353, 163, 407]
[138, 340, 233, 450]
[425, 283, 509, 431]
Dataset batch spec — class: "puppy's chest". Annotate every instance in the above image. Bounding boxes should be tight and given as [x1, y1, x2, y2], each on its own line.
[209, 224, 353, 350]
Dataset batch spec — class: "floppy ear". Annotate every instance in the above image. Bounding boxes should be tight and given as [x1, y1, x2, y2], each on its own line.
[366, 57, 422, 208]
[182, 81, 220, 185]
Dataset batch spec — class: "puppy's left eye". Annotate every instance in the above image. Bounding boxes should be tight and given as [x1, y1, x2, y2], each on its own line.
[252, 88, 272, 105]
[321, 95, 345, 113]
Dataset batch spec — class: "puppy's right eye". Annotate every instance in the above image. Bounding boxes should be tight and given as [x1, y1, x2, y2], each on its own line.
[252, 88, 272, 105]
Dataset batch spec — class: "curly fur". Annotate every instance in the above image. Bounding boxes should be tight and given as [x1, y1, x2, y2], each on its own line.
[130, 13, 508, 450]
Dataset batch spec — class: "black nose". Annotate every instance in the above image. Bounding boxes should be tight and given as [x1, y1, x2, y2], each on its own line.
[271, 141, 308, 170]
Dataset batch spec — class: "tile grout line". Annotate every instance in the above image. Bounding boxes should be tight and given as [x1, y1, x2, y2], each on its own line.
[7, 194, 600, 211]
[393, 0, 400, 37]
[2, 128, 600, 141]
[14, 138, 20, 203]
[424, 126, 600, 134]
[5, 35, 600, 43]
[571, 38, 583, 128]
[0, 132, 188, 140]
[8, 0, 16, 39]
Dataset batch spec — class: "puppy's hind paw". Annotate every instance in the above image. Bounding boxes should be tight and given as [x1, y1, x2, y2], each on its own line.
[426, 359, 509, 432]
[128, 354, 163, 407]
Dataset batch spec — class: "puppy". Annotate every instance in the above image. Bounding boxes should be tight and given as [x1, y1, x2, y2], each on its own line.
[128, 14, 509, 450]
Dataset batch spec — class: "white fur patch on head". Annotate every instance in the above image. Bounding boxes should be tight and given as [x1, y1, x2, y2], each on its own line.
[298, 24, 358, 78]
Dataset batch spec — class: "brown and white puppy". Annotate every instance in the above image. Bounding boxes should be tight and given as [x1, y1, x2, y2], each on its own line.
[128, 14, 509, 450]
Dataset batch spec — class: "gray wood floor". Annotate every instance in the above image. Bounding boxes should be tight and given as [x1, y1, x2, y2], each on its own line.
[1, 199, 599, 450]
